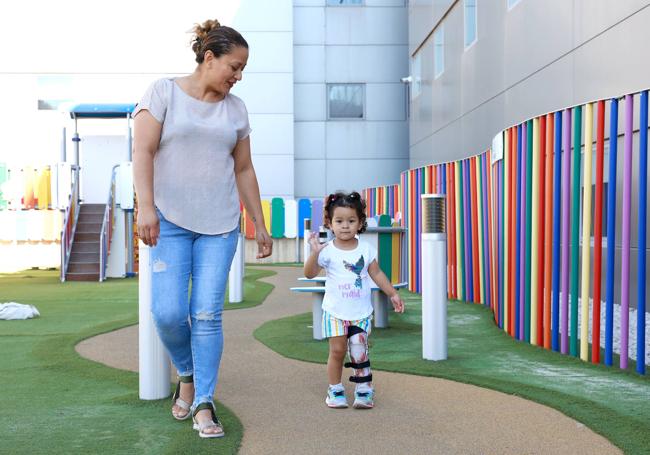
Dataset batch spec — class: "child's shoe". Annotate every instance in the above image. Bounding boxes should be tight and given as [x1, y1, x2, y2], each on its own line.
[352, 386, 374, 409]
[325, 385, 348, 408]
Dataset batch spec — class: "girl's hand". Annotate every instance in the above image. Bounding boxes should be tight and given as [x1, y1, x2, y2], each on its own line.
[390, 293, 405, 313]
[255, 227, 273, 259]
[307, 231, 327, 254]
[137, 205, 160, 247]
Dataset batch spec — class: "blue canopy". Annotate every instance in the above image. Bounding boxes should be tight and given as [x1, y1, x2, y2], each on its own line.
[63, 103, 136, 119]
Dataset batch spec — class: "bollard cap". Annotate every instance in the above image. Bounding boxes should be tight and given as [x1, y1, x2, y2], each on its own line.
[421, 194, 445, 234]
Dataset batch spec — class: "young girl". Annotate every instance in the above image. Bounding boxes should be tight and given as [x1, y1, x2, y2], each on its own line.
[304, 191, 405, 409]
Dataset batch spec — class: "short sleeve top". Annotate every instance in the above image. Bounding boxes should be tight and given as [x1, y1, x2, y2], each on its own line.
[133, 78, 252, 234]
[317, 240, 378, 321]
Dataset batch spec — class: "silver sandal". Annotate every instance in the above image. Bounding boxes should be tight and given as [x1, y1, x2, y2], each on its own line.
[171, 375, 193, 421]
[192, 403, 225, 439]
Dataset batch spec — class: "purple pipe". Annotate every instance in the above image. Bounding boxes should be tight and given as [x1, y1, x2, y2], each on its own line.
[519, 122, 527, 340]
[621, 95, 633, 369]
[560, 108, 572, 354]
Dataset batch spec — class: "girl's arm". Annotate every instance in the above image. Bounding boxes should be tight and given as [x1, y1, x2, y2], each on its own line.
[232, 136, 273, 259]
[368, 260, 405, 313]
[304, 232, 326, 278]
[132, 110, 162, 246]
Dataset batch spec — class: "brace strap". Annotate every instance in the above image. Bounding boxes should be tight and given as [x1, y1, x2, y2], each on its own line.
[349, 374, 373, 383]
[346, 325, 366, 338]
[344, 360, 370, 369]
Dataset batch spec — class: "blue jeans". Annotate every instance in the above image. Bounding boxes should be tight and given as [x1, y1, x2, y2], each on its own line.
[150, 210, 238, 409]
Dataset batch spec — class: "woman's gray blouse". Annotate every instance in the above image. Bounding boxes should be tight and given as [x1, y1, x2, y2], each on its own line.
[134, 78, 251, 235]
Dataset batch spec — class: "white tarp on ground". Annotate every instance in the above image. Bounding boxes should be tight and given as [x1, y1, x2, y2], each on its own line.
[0, 302, 40, 320]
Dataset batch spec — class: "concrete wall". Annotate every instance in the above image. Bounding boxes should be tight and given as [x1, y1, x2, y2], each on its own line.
[293, 0, 409, 198]
[409, 0, 650, 166]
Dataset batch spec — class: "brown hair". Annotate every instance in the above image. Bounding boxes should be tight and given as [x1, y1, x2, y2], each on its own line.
[191, 19, 249, 64]
[323, 191, 368, 234]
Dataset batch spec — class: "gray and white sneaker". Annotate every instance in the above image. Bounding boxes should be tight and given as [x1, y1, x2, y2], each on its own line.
[352, 386, 374, 409]
[325, 386, 348, 408]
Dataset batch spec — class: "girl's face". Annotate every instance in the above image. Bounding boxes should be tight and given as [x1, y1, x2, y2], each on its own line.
[205, 46, 248, 95]
[330, 206, 361, 242]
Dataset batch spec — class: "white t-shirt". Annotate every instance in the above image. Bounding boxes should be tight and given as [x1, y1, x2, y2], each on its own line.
[133, 78, 252, 234]
[317, 240, 378, 321]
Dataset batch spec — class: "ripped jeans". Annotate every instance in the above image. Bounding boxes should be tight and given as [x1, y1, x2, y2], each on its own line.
[150, 209, 238, 409]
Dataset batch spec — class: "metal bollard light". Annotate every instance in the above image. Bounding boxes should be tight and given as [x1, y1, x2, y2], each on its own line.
[228, 232, 245, 303]
[138, 241, 171, 399]
[421, 194, 448, 361]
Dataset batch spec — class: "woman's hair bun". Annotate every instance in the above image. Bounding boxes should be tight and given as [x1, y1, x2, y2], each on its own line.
[191, 19, 221, 54]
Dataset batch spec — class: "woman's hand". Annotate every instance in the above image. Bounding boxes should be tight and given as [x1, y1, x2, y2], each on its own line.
[137, 205, 160, 247]
[307, 231, 327, 255]
[390, 293, 405, 313]
[255, 227, 273, 259]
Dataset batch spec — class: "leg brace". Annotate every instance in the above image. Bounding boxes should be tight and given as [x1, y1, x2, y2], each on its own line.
[345, 325, 372, 383]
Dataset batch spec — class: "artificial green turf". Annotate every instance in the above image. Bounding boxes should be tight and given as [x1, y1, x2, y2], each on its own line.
[254, 291, 650, 454]
[0, 267, 275, 455]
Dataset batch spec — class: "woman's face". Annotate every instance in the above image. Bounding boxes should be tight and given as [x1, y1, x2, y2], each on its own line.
[205, 46, 249, 95]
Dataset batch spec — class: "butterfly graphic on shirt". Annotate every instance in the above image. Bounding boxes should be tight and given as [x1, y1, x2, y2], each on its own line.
[343, 255, 365, 289]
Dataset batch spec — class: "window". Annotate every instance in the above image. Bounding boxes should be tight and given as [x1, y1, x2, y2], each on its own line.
[411, 52, 421, 99]
[434, 24, 444, 79]
[464, 0, 477, 48]
[327, 84, 365, 119]
[327, 0, 363, 5]
[507, 0, 522, 9]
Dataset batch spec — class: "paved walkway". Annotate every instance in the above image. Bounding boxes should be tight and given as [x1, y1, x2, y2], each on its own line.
[76, 266, 619, 455]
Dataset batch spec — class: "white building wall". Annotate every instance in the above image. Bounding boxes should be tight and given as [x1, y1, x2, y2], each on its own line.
[293, 1, 409, 199]
[0, 0, 294, 199]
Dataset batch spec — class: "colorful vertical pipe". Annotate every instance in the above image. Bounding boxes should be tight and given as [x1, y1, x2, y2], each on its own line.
[456, 162, 465, 300]
[620, 94, 633, 370]
[538, 116, 547, 347]
[637, 91, 648, 375]
[530, 117, 540, 345]
[503, 130, 511, 330]
[605, 98, 618, 366]
[561, 108, 572, 354]
[592, 100, 605, 364]
[516, 123, 524, 340]
[552, 111, 562, 352]
[580, 102, 593, 362]
[508, 127, 520, 337]
[570, 105, 582, 357]
[543, 114, 553, 349]
[525, 120, 533, 342]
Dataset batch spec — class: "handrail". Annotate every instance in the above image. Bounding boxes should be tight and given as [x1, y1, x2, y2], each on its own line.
[99, 165, 119, 281]
[60, 165, 80, 282]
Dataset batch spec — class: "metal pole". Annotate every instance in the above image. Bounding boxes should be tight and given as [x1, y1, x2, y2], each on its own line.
[303, 218, 311, 263]
[138, 241, 171, 399]
[228, 232, 245, 303]
[421, 194, 448, 361]
[126, 115, 135, 276]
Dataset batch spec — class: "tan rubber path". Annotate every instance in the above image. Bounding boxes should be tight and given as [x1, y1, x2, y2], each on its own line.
[77, 266, 620, 454]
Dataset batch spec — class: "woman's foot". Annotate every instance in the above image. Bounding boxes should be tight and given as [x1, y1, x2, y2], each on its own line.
[193, 406, 225, 438]
[172, 380, 194, 420]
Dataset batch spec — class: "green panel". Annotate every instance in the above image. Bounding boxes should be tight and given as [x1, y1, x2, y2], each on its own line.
[570, 106, 583, 357]
[271, 197, 285, 238]
[378, 214, 392, 281]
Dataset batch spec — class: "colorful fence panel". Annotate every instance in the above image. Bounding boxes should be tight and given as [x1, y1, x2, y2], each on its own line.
[363, 89, 650, 374]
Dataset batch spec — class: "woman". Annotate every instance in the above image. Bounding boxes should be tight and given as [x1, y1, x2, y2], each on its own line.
[133, 19, 272, 439]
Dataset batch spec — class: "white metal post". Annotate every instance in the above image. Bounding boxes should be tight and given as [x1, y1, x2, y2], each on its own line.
[228, 233, 245, 303]
[302, 218, 311, 263]
[421, 194, 448, 361]
[138, 241, 171, 399]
